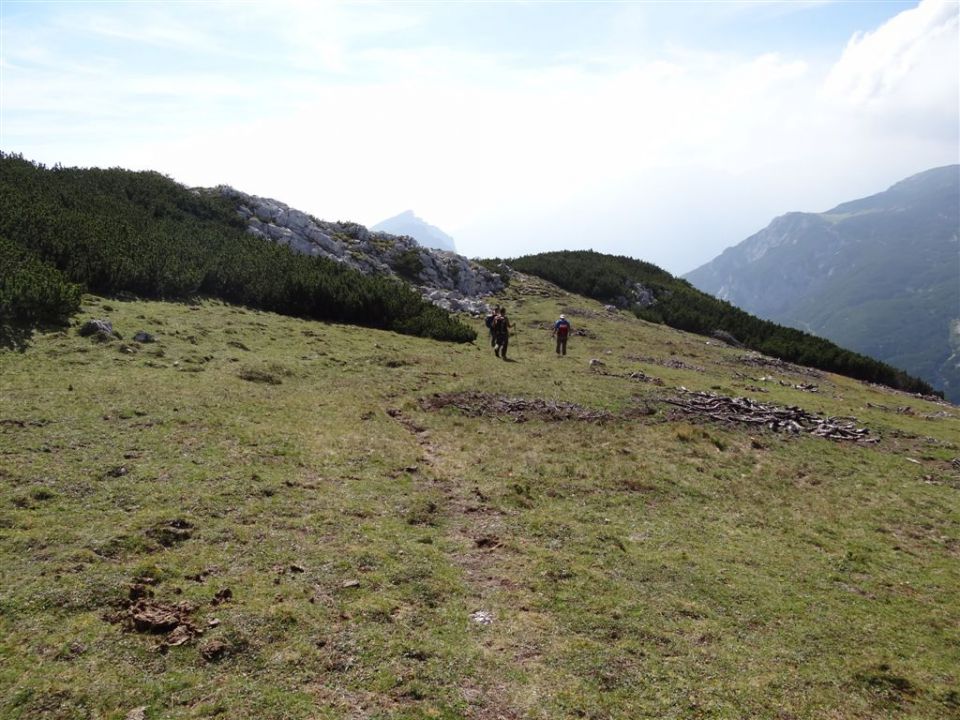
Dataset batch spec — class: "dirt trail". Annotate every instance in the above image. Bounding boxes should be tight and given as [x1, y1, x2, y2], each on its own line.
[386, 405, 523, 719]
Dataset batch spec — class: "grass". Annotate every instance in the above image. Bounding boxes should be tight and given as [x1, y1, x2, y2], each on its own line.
[1, 278, 958, 719]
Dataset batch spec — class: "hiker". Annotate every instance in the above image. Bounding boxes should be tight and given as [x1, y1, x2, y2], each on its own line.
[552, 314, 571, 355]
[485, 306, 499, 347]
[492, 308, 513, 360]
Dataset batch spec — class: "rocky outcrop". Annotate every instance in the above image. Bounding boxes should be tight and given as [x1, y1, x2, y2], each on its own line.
[216, 187, 502, 315]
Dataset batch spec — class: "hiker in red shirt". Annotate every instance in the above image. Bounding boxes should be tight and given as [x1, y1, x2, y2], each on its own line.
[552, 314, 571, 355]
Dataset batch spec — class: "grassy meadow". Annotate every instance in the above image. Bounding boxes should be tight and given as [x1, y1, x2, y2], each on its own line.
[1, 276, 958, 719]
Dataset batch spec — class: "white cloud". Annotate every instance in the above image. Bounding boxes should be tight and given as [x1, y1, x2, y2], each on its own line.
[1, 1, 956, 273]
[824, 0, 959, 114]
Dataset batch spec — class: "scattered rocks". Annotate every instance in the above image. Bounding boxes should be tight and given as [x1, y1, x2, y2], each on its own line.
[211, 587, 233, 605]
[470, 610, 493, 626]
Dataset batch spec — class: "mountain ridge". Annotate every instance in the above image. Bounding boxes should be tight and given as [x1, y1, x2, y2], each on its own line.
[684, 165, 960, 401]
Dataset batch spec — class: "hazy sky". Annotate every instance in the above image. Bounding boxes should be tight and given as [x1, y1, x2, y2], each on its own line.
[2, 1, 957, 274]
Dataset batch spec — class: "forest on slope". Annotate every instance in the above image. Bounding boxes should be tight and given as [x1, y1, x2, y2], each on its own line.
[505, 250, 936, 396]
[683, 165, 960, 402]
[0, 154, 475, 343]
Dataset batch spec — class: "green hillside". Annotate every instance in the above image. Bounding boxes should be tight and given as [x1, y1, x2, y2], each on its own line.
[683, 166, 960, 402]
[2, 277, 958, 719]
[503, 250, 935, 397]
[0, 153, 474, 344]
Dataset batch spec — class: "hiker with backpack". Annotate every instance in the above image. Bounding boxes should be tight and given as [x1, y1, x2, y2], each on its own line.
[485, 306, 499, 347]
[492, 308, 513, 360]
[552, 314, 571, 355]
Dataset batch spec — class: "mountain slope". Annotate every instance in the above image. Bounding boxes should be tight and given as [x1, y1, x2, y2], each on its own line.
[684, 166, 960, 401]
[1, 277, 958, 719]
[372, 210, 457, 252]
[505, 250, 936, 396]
[0, 153, 477, 343]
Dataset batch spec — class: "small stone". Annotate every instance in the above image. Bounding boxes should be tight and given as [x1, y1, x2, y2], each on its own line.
[341, 579, 360, 589]
[133, 331, 155, 343]
[470, 610, 493, 626]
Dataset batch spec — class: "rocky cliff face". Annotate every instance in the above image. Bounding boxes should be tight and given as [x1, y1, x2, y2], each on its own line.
[216, 187, 503, 315]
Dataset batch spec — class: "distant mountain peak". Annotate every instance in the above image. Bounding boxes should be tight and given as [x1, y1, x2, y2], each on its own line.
[684, 164, 960, 402]
[372, 211, 456, 253]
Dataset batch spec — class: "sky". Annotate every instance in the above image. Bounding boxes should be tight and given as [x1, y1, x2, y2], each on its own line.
[1, 0, 957, 275]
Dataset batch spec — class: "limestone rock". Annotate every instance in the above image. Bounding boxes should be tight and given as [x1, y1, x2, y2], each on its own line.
[214, 186, 504, 315]
[78, 319, 114, 339]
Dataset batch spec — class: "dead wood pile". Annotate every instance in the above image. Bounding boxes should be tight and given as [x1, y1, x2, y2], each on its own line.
[664, 391, 876, 443]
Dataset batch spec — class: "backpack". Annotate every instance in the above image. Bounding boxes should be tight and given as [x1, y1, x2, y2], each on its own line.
[556, 320, 570, 338]
[485, 314, 495, 329]
[493, 316, 507, 335]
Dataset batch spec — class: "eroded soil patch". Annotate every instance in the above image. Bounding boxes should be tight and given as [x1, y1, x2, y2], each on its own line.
[108, 592, 203, 649]
[419, 391, 614, 423]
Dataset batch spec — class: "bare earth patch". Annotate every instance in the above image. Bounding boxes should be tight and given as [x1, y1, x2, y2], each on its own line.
[419, 391, 613, 423]
[110, 594, 203, 650]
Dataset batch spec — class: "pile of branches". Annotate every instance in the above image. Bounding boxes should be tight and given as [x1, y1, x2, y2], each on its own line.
[664, 391, 876, 443]
[419, 391, 612, 423]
